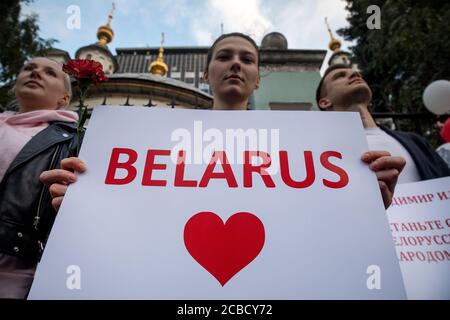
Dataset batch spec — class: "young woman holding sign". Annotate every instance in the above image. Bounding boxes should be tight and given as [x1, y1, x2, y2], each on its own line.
[0, 57, 80, 299]
[40, 33, 404, 218]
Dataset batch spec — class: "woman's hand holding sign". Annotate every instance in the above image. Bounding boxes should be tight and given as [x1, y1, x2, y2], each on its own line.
[40, 157, 87, 211]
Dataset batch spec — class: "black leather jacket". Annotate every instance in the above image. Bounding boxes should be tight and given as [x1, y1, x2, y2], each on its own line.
[0, 121, 81, 267]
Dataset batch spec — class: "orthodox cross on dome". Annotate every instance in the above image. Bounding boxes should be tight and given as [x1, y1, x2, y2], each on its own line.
[324, 17, 356, 69]
[149, 32, 168, 76]
[107, 2, 116, 26]
[325, 17, 342, 52]
[96, 2, 116, 46]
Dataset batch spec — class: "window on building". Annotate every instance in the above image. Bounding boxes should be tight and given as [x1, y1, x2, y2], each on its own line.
[171, 72, 181, 79]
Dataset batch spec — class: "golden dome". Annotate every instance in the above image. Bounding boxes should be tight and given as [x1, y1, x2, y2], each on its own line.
[97, 25, 114, 46]
[328, 37, 342, 52]
[149, 47, 168, 76]
[149, 33, 168, 76]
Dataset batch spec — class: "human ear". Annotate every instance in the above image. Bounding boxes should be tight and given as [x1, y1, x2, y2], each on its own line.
[319, 98, 332, 110]
[203, 71, 209, 83]
[255, 76, 261, 90]
[57, 94, 70, 109]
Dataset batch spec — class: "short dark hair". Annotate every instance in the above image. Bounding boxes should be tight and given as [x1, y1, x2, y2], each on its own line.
[315, 64, 352, 110]
[204, 32, 260, 73]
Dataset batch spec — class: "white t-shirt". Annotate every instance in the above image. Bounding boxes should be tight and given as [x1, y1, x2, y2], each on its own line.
[365, 127, 421, 184]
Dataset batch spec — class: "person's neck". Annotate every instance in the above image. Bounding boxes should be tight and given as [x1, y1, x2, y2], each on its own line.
[334, 102, 377, 128]
[212, 98, 248, 110]
[19, 104, 59, 114]
[19, 106, 42, 113]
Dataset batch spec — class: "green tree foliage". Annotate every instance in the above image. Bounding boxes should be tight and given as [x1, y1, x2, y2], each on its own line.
[0, 0, 56, 110]
[338, 0, 450, 140]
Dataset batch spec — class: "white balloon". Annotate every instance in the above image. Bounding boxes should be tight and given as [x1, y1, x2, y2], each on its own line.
[423, 80, 450, 115]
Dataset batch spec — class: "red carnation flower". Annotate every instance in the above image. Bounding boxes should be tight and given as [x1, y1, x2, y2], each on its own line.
[63, 59, 108, 84]
[62, 59, 108, 155]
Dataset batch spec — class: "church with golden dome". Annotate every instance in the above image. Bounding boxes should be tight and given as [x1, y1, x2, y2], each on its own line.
[44, 5, 344, 117]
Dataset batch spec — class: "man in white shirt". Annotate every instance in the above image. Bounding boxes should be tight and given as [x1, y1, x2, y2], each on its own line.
[315, 64, 450, 183]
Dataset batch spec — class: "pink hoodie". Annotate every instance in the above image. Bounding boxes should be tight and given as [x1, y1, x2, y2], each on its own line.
[0, 110, 78, 182]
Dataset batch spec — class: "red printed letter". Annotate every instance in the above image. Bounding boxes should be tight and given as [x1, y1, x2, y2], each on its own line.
[199, 151, 238, 188]
[175, 150, 197, 187]
[142, 149, 171, 186]
[243, 151, 275, 188]
[279, 150, 315, 188]
[320, 151, 349, 189]
[105, 148, 138, 185]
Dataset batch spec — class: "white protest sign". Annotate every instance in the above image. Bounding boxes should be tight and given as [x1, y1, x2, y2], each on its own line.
[387, 177, 450, 299]
[30, 107, 406, 299]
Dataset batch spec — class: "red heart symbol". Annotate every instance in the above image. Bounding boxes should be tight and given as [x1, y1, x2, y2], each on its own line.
[184, 212, 265, 286]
